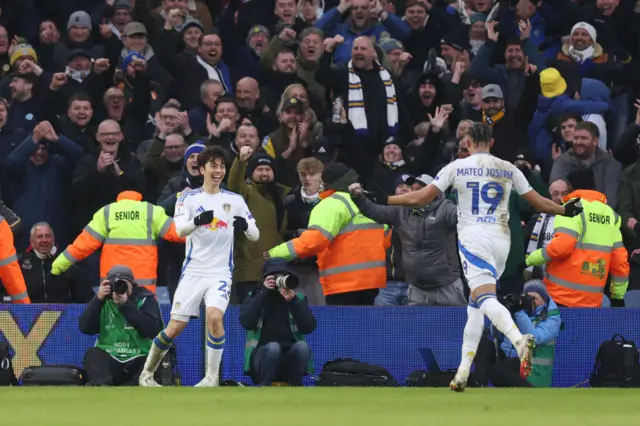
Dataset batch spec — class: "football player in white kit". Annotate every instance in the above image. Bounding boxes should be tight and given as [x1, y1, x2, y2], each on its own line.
[370, 123, 582, 391]
[139, 146, 259, 387]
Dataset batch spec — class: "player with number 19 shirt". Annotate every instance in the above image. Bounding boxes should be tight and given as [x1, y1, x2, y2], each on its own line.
[379, 122, 583, 393]
[433, 153, 532, 288]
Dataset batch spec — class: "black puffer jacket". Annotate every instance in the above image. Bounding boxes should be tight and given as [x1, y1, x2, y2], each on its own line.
[18, 249, 93, 303]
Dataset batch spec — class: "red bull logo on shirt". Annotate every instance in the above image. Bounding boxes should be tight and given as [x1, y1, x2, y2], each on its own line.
[204, 217, 229, 231]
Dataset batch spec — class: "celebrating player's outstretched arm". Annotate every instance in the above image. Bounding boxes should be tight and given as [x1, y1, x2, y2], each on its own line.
[387, 183, 443, 207]
[521, 190, 582, 217]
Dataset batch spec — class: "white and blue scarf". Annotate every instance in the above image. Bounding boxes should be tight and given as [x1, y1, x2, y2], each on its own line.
[347, 60, 398, 136]
[526, 213, 555, 278]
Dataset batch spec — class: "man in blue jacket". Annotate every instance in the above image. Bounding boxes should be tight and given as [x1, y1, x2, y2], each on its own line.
[473, 279, 562, 388]
[528, 68, 610, 162]
[315, 0, 410, 66]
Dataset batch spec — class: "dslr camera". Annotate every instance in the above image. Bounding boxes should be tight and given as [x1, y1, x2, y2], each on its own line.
[107, 278, 129, 298]
[273, 274, 299, 291]
[499, 293, 535, 315]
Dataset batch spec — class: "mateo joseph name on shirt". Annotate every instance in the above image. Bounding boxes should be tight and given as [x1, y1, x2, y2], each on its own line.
[456, 167, 514, 179]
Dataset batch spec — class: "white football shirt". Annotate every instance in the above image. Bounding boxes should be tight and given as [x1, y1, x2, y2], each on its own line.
[433, 153, 532, 236]
[174, 188, 259, 277]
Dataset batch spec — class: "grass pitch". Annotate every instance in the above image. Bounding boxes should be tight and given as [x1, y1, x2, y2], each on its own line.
[2, 387, 639, 425]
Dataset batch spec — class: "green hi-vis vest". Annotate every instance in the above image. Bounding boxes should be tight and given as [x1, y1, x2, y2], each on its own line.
[96, 298, 152, 362]
[243, 293, 314, 375]
[527, 308, 561, 388]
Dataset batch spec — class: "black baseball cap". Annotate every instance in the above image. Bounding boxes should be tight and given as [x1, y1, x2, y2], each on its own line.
[282, 96, 304, 113]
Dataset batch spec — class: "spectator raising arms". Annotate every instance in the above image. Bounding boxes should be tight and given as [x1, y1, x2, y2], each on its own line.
[1, 0, 640, 312]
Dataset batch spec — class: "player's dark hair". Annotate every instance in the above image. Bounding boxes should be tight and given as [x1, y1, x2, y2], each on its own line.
[197, 146, 227, 169]
[574, 121, 600, 139]
[466, 122, 493, 146]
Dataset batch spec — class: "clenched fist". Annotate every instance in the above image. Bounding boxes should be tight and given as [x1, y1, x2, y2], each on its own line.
[239, 146, 254, 162]
[348, 183, 364, 197]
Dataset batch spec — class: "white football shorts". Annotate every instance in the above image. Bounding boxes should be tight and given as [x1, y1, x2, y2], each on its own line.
[170, 274, 232, 322]
[457, 231, 510, 291]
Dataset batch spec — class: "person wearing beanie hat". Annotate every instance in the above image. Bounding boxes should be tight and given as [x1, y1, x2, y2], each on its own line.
[178, 19, 204, 51]
[64, 11, 105, 69]
[472, 279, 561, 388]
[109, 0, 134, 40]
[158, 142, 206, 217]
[9, 44, 38, 68]
[227, 145, 290, 303]
[379, 38, 404, 54]
[267, 158, 388, 306]
[247, 154, 276, 182]
[68, 11, 92, 32]
[80, 263, 165, 386]
[240, 258, 316, 386]
[468, 14, 487, 55]
[559, 21, 602, 65]
[440, 29, 471, 67]
[369, 136, 409, 195]
[247, 25, 270, 57]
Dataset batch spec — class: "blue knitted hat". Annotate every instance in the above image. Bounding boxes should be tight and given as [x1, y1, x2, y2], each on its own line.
[523, 279, 549, 304]
[184, 142, 206, 163]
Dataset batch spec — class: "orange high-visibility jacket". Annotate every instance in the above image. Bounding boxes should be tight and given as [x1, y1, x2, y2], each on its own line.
[0, 215, 30, 303]
[526, 190, 629, 307]
[269, 191, 387, 296]
[51, 191, 184, 294]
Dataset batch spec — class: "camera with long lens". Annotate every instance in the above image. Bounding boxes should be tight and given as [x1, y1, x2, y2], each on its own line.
[499, 293, 535, 315]
[108, 278, 129, 297]
[274, 275, 299, 291]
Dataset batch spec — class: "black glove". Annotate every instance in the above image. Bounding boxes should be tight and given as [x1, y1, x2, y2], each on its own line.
[364, 189, 388, 206]
[233, 216, 248, 232]
[194, 210, 214, 226]
[562, 198, 583, 218]
[610, 298, 625, 308]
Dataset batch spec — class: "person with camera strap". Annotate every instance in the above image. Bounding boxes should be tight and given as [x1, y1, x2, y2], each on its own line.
[79, 265, 164, 386]
[473, 280, 562, 388]
[239, 259, 316, 386]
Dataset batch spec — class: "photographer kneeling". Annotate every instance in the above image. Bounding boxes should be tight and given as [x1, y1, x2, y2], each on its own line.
[474, 280, 562, 388]
[79, 265, 164, 386]
[240, 259, 317, 386]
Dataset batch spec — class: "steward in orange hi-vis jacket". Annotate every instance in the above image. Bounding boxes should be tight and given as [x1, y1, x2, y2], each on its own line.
[268, 164, 389, 301]
[0, 215, 30, 303]
[50, 191, 184, 294]
[526, 189, 629, 307]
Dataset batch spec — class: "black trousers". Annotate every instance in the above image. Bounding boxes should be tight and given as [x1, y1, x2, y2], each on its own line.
[474, 335, 533, 388]
[325, 289, 378, 306]
[83, 347, 147, 386]
[232, 281, 259, 304]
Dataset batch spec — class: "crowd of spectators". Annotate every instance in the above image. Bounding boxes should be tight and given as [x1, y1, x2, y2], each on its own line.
[0, 0, 639, 307]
